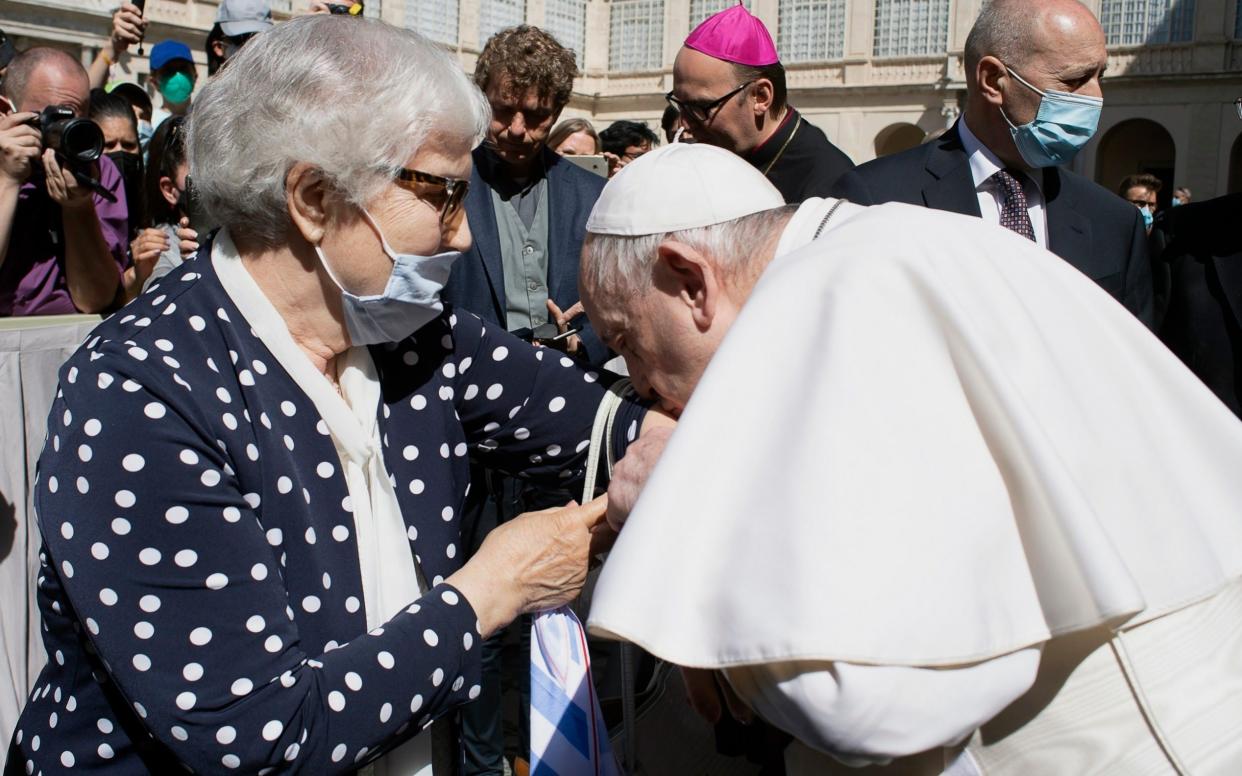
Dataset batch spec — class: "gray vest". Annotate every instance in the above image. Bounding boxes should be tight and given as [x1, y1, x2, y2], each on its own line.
[491, 181, 551, 332]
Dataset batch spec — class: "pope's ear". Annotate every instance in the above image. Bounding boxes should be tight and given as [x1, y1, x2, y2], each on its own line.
[286, 162, 329, 245]
[655, 240, 718, 331]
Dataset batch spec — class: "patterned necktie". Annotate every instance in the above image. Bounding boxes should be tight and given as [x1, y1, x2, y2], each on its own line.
[991, 169, 1036, 242]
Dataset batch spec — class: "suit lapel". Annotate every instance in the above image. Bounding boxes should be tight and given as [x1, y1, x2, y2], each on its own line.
[466, 151, 506, 316]
[1044, 169, 1094, 272]
[922, 124, 983, 218]
[542, 149, 573, 303]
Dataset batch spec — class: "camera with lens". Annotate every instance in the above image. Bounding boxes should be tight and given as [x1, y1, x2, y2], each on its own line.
[28, 105, 104, 169]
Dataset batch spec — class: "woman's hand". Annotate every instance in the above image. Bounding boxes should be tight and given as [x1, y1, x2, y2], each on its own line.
[448, 496, 607, 638]
[131, 227, 169, 281]
[175, 216, 199, 258]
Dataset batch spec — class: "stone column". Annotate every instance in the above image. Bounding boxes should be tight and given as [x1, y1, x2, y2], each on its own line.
[665, 0, 690, 67]
[583, 0, 610, 72]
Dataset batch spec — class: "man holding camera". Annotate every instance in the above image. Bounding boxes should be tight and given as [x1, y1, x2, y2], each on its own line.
[0, 48, 127, 316]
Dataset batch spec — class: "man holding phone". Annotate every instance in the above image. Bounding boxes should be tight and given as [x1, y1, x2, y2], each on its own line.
[442, 25, 607, 364]
[439, 26, 608, 776]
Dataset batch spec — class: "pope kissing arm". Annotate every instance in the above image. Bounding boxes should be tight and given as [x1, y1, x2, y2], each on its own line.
[446, 309, 671, 493]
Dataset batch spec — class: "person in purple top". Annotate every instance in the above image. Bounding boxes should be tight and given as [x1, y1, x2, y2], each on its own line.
[0, 47, 128, 316]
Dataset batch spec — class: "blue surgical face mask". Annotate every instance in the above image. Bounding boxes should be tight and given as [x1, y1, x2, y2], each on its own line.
[999, 64, 1103, 168]
[138, 120, 154, 151]
[315, 210, 461, 346]
[1172, 197, 1183, 207]
[1139, 205, 1154, 230]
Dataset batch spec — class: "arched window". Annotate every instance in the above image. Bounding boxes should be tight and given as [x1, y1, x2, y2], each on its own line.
[872, 0, 950, 58]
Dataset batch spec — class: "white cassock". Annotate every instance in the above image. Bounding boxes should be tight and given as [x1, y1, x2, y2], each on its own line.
[587, 199, 1242, 775]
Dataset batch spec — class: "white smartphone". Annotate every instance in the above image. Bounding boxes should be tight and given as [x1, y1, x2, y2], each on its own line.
[563, 154, 608, 178]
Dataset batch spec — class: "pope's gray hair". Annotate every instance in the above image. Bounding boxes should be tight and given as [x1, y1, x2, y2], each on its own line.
[188, 15, 490, 248]
[581, 206, 797, 297]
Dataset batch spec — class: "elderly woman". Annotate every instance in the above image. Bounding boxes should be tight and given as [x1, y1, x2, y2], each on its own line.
[6, 17, 666, 775]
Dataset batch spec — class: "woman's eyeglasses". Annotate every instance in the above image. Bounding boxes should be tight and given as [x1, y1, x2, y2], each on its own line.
[394, 168, 469, 225]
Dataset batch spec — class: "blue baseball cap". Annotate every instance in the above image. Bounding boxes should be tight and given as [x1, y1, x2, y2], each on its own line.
[149, 40, 194, 72]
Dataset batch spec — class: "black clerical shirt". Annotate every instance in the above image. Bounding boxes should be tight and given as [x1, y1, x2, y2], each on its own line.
[746, 107, 855, 204]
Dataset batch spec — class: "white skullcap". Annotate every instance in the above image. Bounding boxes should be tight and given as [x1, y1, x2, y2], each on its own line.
[585, 143, 785, 236]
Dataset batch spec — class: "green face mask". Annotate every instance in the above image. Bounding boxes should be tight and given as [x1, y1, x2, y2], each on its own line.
[159, 72, 194, 105]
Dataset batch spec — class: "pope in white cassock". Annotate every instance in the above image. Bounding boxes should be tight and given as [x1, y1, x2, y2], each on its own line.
[578, 142, 1242, 775]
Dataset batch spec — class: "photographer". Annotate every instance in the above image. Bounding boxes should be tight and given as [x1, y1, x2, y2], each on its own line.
[0, 48, 127, 316]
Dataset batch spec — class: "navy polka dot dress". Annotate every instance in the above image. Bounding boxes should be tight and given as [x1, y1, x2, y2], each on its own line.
[4, 243, 647, 774]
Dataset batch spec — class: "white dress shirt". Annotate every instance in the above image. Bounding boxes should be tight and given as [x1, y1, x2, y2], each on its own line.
[958, 119, 1049, 249]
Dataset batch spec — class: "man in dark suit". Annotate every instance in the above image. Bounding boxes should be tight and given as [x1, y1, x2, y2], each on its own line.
[444, 25, 608, 366]
[1152, 193, 1242, 418]
[832, 0, 1153, 328]
[443, 26, 607, 776]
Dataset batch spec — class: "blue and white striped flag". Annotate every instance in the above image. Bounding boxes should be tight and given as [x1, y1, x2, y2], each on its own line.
[530, 605, 621, 776]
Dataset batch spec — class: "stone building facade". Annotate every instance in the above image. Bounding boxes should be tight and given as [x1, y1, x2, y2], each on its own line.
[3, 0, 1240, 200]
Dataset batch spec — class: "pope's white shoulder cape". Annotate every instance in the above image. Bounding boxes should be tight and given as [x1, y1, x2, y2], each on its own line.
[588, 201, 1242, 668]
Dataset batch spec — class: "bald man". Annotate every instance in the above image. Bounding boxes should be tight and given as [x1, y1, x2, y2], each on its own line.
[0, 47, 128, 315]
[832, 0, 1154, 328]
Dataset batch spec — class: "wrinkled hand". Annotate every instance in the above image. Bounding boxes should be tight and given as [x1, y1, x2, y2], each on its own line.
[131, 228, 169, 284]
[307, 1, 334, 13]
[681, 667, 753, 726]
[110, 3, 147, 56]
[175, 217, 199, 258]
[478, 496, 608, 617]
[606, 425, 672, 531]
[544, 298, 583, 355]
[42, 150, 94, 209]
[0, 113, 41, 185]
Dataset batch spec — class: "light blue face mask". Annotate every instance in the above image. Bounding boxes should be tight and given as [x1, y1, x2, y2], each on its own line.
[1000, 64, 1103, 168]
[315, 211, 461, 346]
[1139, 205, 1154, 230]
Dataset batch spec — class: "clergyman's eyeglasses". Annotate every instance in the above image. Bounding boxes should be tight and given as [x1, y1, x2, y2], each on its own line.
[665, 81, 754, 124]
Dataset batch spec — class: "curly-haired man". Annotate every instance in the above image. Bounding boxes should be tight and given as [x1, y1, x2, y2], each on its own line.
[441, 25, 611, 776]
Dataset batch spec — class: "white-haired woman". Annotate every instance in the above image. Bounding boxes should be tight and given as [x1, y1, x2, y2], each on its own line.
[6, 16, 669, 774]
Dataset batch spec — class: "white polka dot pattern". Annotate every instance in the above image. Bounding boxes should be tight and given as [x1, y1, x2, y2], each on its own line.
[10, 253, 648, 774]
